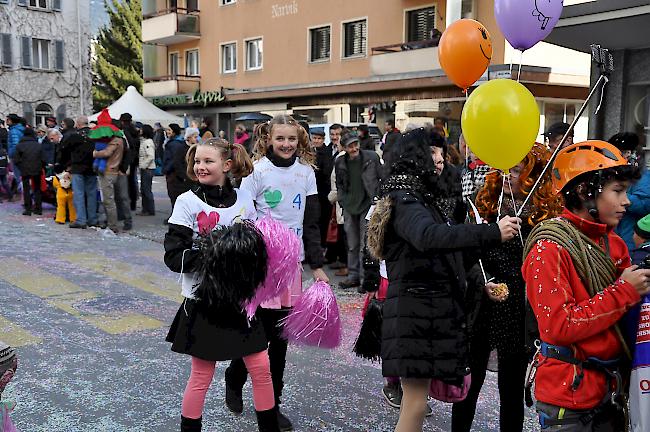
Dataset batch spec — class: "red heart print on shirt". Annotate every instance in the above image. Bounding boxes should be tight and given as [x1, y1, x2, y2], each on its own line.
[197, 211, 220, 235]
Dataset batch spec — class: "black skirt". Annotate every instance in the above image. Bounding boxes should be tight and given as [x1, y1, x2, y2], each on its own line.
[166, 298, 267, 361]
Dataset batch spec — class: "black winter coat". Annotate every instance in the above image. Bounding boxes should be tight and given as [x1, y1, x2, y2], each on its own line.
[14, 135, 44, 176]
[66, 127, 95, 175]
[314, 144, 334, 200]
[334, 150, 381, 210]
[381, 190, 501, 380]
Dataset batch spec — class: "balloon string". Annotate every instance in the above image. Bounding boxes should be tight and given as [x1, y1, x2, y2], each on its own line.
[516, 74, 609, 217]
[498, 174, 505, 220]
[464, 89, 469, 168]
[517, 50, 524, 82]
[506, 174, 525, 247]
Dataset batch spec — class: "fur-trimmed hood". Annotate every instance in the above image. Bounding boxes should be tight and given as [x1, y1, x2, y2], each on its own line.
[367, 196, 393, 260]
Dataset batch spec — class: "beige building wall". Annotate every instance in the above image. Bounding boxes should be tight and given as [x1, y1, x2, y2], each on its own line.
[149, 0, 450, 93]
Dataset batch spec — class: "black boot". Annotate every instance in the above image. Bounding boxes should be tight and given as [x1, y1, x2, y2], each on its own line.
[277, 408, 294, 431]
[180, 415, 202, 432]
[255, 407, 280, 432]
[224, 367, 244, 414]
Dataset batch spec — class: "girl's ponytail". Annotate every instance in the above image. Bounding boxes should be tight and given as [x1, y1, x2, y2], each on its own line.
[229, 142, 253, 179]
[252, 122, 270, 161]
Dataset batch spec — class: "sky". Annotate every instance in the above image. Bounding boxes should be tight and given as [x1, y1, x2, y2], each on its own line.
[90, 0, 110, 36]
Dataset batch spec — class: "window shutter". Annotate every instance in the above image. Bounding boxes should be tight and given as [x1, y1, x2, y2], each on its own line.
[1, 34, 11, 67]
[17, 0, 27, 6]
[311, 27, 330, 62]
[345, 20, 366, 57]
[51, 0, 61, 11]
[54, 40, 64, 71]
[408, 7, 435, 42]
[21, 36, 32, 68]
[22, 103, 33, 126]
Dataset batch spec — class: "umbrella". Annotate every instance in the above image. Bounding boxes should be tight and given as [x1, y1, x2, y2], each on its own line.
[235, 112, 273, 122]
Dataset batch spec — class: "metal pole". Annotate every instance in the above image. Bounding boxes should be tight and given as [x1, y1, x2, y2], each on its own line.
[77, 0, 84, 114]
[517, 74, 608, 217]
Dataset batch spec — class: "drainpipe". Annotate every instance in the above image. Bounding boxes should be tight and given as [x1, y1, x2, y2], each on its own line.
[77, 0, 84, 114]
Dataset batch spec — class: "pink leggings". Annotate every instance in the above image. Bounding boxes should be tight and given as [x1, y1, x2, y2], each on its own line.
[181, 350, 275, 419]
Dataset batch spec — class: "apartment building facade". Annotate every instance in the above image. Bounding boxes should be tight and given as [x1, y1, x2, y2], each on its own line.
[0, 0, 92, 124]
[142, 0, 591, 143]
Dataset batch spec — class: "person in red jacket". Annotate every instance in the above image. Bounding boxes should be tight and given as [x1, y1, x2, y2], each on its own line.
[523, 140, 650, 431]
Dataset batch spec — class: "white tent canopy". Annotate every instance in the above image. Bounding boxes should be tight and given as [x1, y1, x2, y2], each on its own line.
[89, 86, 184, 127]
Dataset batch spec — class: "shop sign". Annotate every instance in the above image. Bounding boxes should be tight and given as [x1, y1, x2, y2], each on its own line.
[150, 88, 227, 107]
[271, 1, 298, 18]
[151, 94, 190, 106]
[192, 88, 226, 107]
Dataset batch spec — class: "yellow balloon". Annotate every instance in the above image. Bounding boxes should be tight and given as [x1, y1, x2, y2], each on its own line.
[461, 79, 540, 171]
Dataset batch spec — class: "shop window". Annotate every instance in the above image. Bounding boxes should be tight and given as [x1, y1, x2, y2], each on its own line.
[221, 42, 236, 73]
[461, 0, 476, 19]
[185, 49, 199, 76]
[406, 7, 435, 42]
[169, 52, 179, 77]
[543, 102, 576, 131]
[309, 26, 330, 62]
[343, 19, 367, 58]
[245, 38, 263, 71]
[35, 103, 53, 126]
[625, 84, 650, 143]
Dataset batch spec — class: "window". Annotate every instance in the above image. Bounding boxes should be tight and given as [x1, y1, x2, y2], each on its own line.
[169, 52, 179, 77]
[220, 0, 236, 5]
[221, 42, 236, 73]
[309, 26, 330, 62]
[406, 7, 435, 42]
[185, 49, 199, 76]
[35, 103, 53, 126]
[31, 38, 49, 69]
[186, 0, 198, 12]
[29, 0, 47, 8]
[1, 33, 11, 67]
[461, 0, 476, 19]
[343, 19, 367, 58]
[245, 38, 262, 70]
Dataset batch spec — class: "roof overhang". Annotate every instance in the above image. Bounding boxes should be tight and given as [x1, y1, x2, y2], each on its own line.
[546, 1, 650, 52]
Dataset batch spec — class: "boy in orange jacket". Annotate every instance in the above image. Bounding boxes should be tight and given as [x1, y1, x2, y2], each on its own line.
[523, 141, 650, 430]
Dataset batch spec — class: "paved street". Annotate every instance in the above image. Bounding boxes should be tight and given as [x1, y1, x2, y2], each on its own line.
[0, 179, 540, 431]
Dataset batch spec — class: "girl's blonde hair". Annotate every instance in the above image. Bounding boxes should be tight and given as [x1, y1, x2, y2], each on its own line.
[186, 138, 253, 181]
[251, 114, 315, 166]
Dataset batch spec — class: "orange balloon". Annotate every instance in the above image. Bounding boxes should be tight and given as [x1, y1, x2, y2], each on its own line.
[439, 19, 493, 90]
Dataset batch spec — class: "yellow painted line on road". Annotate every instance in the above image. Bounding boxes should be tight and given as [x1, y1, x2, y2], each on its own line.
[138, 250, 164, 261]
[0, 258, 163, 335]
[61, 253, 182, 303]
[0, 316, 41, 347]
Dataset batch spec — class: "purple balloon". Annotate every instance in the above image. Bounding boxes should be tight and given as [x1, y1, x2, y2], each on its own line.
[495, 0, 564, 51]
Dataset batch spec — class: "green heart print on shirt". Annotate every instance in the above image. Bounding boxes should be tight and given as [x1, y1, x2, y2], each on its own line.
[263, 189, 283, 208]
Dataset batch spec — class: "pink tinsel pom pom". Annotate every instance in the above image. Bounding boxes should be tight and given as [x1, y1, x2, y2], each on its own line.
[282, 280, 342, 349]
[243, 214, 302, 318]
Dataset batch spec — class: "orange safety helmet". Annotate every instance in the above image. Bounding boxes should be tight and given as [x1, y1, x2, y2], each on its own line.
[551, 140, 628, 194]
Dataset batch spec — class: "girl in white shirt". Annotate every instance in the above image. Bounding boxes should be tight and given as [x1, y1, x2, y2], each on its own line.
[164, 138, 280, 432]
[225, 115, 328, 430]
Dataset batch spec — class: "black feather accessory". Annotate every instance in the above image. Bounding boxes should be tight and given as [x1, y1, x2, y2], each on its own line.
[194, 221, 268, 309]
[353, 298, 384, 362]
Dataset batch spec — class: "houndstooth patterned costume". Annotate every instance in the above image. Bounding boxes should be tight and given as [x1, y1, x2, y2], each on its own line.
[461, 164, 491, 201]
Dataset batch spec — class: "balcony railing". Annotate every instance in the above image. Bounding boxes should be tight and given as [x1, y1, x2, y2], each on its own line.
[142, 8, 200, 45]
[370, 39, 441, 76]
[143, 75, 200, 98]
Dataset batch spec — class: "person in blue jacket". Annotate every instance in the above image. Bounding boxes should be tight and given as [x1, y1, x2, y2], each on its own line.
[610, 132, 650, 251]
[6, 114, 25, 183]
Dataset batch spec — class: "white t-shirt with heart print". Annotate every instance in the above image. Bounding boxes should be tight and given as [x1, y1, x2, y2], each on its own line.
[240, 156, 318, 261]
[168, 188, 257, 298]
